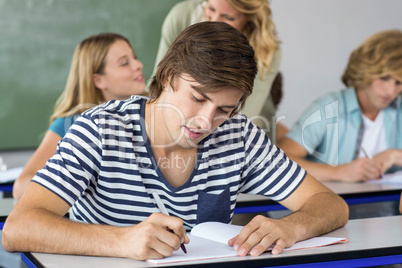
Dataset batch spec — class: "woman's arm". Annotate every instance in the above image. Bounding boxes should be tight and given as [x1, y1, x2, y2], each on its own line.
[13, 130, 61, 199]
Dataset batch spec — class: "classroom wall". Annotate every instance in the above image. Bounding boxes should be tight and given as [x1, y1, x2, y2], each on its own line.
[270, 0, 402, 129]
[0, 0, 181, 150]
[1, 0, 401, 150]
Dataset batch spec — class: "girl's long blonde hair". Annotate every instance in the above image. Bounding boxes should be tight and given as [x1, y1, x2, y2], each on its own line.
[226, 0, 279, 77]
[50, 33, 132, 123]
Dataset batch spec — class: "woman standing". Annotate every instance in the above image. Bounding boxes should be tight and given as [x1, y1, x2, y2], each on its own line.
[153, 0, 283, 141]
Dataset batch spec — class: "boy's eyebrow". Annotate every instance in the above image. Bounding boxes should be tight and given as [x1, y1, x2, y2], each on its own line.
[198, 91, 211, 101]
[198, 91, 238, 109]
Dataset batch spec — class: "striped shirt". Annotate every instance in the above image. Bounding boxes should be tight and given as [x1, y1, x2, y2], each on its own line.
[33, 96, 306, 230]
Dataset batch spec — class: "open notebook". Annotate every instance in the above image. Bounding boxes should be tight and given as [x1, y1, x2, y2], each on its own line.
[147, 221, 347, 265]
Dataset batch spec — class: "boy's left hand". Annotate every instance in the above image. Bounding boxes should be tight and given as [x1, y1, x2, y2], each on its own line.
[228, 215, 297, 256]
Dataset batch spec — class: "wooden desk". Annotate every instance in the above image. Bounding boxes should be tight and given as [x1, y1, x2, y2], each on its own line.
[21, 216, 402, 267]
[235, 181, 402, 214]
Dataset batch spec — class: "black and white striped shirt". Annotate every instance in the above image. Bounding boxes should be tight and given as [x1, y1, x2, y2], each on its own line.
[33, 96, 306, 230]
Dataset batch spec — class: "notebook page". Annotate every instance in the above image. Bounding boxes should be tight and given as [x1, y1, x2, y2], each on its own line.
[190, 221, 243, 244]
[147, 234, 237, 264]
[368, 170, 402, 184]
[147, 221, 347, 264]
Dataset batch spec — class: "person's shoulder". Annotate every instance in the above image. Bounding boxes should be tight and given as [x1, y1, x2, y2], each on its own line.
[52, 115, 74, 124]
[222, 113, 249, 127]
[218, 113, 265, 138]
[49, 115, 79, 137]
[164, 0, 204, 28]
[273, 46, 282, 58]
[51, 115, 78, 128]
[311, 88, 350, 105]
[170, 0, 203, 13]
[83, 95, 148, 119]
[288, 89, 351, 125]
[104, 95, 148, 114]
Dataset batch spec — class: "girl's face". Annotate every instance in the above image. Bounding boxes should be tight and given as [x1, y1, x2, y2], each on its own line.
[94, 39, 146, 101]
[205, 0, 247, 32]
[157, 74, 243, 149]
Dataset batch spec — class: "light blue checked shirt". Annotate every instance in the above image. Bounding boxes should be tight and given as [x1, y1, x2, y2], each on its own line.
[286, 88, 402, 169]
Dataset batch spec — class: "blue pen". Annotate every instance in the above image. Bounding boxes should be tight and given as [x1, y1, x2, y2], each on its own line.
[151, 191, 187, 254]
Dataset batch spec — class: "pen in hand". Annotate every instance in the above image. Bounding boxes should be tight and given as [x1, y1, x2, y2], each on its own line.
[151, 191, 187, 254]
[361, 147, 383, 179]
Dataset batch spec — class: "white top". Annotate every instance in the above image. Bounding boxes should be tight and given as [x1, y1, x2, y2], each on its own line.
[359, 110, 387, 158]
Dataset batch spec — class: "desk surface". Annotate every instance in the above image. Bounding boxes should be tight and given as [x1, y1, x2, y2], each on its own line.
[22, 216, 402, 268]
[0, 150, 34, 170]
[237, 181, 402, 205]
[0, 150, 34, 195]
[0, 198, 15, 222]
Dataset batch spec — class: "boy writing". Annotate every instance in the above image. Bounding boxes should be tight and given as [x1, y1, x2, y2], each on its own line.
[3, 22, 348, 260]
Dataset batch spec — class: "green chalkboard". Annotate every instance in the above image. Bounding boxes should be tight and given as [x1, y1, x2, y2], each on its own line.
[0, 0, 182, 150]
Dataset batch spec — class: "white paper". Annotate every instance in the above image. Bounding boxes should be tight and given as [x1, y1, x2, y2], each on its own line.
[282, 236, 347, 251]
[191, 221, 243, 244]
[147, 221, 346, 264]
[368, 170, 402, 184]
[0, 166, 23, 183]
[147, 234, 237, 264]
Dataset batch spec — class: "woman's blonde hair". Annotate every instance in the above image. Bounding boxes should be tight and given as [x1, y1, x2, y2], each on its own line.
[50, 33, 132, 123]
[342, 29, 402, 89]
[226, 0, 279, 77]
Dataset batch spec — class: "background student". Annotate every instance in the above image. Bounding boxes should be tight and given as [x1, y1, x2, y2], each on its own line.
[278, 29, 402, 183]
[270, 72, 289, 142]
[3, 21, 348, 261]
[12, 32, 146, 199]
[152, 0, 286, 142]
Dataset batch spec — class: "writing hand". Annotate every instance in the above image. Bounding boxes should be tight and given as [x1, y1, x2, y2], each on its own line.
[373, 149, 402, 174]
[122, 213, 189, 260]
[336, 158, 382, 181]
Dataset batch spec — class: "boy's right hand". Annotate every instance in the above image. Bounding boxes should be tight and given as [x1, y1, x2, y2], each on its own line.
[337, 158, 382, 181]
[122, 213, 188, 260]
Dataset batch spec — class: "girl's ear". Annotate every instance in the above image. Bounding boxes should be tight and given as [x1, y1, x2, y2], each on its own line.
[93, 73, 106, 90]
